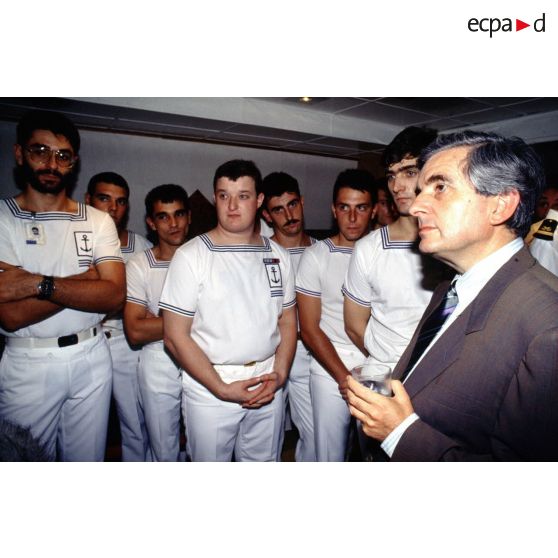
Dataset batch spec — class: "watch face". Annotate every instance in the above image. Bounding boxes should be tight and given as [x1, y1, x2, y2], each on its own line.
[37, 276, 55, 300]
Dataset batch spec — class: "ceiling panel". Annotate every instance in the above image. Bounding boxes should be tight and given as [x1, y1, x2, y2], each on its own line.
[470, 97, 538, 107]
[412, 117, 471, 130]
[306, 137, 373, 149]
[266, 97, 368, 113]
[501, 98, 558, 115]
[449, 107, 525, 126]
[223, 123, 322, 142]
[379, 97, 491, 117]
[286, 142, 353, 156]
[217, 131, 295, 147]
[339, 101, 432, 125]
[294, 98, 370, 113]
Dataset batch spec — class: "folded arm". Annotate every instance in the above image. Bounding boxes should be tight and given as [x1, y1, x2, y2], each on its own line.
[0, 260, 124, 331]
[123, 302, 162, 346]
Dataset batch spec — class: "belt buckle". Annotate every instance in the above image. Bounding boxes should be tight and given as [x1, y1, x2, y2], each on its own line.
[58, 333, 78, 348]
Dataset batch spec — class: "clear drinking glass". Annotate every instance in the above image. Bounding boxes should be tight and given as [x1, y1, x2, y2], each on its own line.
[350, 360, 393, 461]
[350, 361, 392, 396]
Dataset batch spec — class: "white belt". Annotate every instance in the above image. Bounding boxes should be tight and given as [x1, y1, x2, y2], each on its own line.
[103, 328, 125, 339]
[6, 326, 100, 349]
[213, 354, 275, 383]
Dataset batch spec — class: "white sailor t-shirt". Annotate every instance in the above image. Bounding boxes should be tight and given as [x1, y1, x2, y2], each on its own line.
[285, 237, 318, 272]
[296, 238, 357, 351]
[104, 230, 153, 332]
[126, 248, 170, 350]
[342, 226, 437, 369]
[159, 234, 296, 367]
[0, 199, 122, 338]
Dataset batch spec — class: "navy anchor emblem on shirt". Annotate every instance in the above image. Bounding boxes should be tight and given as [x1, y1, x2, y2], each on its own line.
[74, 231, 94, 256]
[269, 265, 280, 284]
[80, 234, 92, 252]
[263, 258, 283, 290]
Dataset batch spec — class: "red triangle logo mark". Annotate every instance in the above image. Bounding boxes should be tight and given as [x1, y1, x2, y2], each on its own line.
[516, 19, 530, 31]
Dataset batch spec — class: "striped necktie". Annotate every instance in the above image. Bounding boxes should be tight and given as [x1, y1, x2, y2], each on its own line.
[400, 281, 459, 383]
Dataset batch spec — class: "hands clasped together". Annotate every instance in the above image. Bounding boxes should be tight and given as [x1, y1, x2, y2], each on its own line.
[219, 372, 283, 409]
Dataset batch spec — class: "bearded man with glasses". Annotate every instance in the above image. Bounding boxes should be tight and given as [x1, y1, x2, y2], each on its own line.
[0, 110, 125, 461]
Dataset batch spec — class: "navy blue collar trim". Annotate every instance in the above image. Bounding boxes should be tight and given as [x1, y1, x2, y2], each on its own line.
[380, 226, 416, 249]
[324, 238, 353, 254]
[146, 248, 170, 268]
[5, 198, 87, 221]
[200, 233, 272, 252]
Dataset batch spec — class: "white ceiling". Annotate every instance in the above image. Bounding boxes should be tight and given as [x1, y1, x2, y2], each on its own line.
[1, 97, 558, 159]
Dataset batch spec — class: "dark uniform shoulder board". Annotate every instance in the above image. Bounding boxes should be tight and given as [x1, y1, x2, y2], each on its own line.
[534, 218, 558, 241]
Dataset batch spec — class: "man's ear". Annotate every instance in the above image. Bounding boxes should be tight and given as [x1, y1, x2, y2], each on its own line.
[85, 193, 91, 205]
[490, 190, 520, 226]
[256, 192, 264, 210]
[14, 144, 23, 166]
[261, 208, 272, 224]
[331, 203, 337, 221]
[146, 216, 156, 231]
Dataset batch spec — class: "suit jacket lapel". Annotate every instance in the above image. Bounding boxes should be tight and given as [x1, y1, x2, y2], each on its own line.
[396, 247, 536, 399]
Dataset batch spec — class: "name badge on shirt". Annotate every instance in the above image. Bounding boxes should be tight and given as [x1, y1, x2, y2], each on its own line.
[263, 258, 283, 289]
[25, 222, 45, 245]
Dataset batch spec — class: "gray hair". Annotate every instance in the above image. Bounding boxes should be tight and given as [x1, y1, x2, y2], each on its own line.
[418, 131, 546, 238]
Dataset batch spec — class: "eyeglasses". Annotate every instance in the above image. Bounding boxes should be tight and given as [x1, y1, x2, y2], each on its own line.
[24, 145, 77, 168]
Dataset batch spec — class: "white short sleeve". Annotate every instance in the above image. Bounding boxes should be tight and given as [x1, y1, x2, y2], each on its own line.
[296, 244, 322, 298]
[281, 248, 296, 309]
[126, 253, 148, 307]
[159, 241, 201, 318]
[92, 210, 123, 266]
[342, 234, 377, 307]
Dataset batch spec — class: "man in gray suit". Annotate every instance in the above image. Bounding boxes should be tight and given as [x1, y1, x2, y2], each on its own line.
[346, 130, 558, 461]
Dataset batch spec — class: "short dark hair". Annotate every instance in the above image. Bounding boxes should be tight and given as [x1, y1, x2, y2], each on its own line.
[16, 110, 80, 153]
[261, 172, 301, 208]
[332, 168, 377, 204]
[213, 159, 262, 193]
[145, 184, 190, 217]
[87, 171, 130, 197]
[419, 130, 546, 238]
[383, 126, 437, 169]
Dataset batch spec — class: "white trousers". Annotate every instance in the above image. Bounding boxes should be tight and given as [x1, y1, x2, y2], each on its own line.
[182, 358, 284, 462]
[138, 345, 182, 462]
[310, 346, 366, 462]
[0, 333, 112, 461]
[286, 340, 315, 461]
[106, 330, 149, 461]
